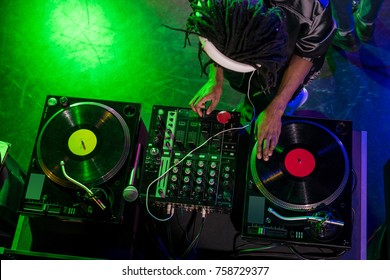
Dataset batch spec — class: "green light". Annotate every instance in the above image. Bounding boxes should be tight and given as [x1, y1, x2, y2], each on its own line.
[2, 0, 180, 104]
[48, 1, 114, 69]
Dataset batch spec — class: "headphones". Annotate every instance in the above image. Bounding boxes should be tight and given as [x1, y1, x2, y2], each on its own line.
[199, 36, 261, 73]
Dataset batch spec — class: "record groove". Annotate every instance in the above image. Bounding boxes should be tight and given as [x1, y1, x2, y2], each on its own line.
[250, 119, 350, 211]
[36, 102, 131, 188]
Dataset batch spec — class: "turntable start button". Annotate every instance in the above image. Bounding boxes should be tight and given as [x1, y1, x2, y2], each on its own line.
[284, 148, 315, 178]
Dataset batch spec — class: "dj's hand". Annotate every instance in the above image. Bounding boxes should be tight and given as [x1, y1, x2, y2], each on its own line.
[255, 109, 283, 161]
[190, 80, 222, 117]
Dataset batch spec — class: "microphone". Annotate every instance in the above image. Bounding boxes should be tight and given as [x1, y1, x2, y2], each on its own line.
[123, 185, 138, 203]
[123, 143, 142, 202]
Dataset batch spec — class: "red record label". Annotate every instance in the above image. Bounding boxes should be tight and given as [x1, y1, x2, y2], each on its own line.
[284, 148, 316, 178]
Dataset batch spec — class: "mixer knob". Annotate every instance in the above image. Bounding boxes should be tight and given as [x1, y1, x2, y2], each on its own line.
[223, 191, 231, 202]
[183, 176, 190, 183]
[209, 170, 216, 177]
[210, 162, 217, 169]
[184, 167, 191, 175]
[198, 161, 205, 168]
[207, 187, 215, 194]
[169, 183, 177, 191]
[197, 169, 204, 176]
[223, 173, 230, 179]
[196, 177, 203, 184]
[195, 186, 202, 193]
[208, 178, 215, 185]
[182, 185, 190, 192]
[171, 175, 178, 182]
[153, 136, 161, 144]
[150, 147, 159, 156]
[172, 166, 179, 173]
[186, 160, 192, 166]
[217, 111, 231, 124]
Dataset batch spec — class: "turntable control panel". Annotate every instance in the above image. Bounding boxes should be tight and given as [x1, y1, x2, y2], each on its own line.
[139, 105, 243, 213]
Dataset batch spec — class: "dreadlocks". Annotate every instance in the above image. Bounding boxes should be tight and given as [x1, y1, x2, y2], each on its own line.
[186, 0, 288, 89]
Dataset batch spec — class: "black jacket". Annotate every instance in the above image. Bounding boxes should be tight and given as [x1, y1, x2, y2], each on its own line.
[274, 0, 336, 62]
[225, 0, 336, 96]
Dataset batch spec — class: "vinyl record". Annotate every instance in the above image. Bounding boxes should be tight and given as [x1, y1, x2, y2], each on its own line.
[250, 119, 350, 211]
[36, 102, 131, 188]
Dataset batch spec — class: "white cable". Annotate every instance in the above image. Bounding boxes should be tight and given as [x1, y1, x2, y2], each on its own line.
[245, 70, 258, 124]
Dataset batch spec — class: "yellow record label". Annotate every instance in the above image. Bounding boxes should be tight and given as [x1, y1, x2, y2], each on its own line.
[68, 129, 97, 156]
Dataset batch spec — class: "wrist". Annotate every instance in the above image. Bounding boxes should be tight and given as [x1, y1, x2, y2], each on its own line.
[267, 98, 287, 117]
[209, 64, 224, 85]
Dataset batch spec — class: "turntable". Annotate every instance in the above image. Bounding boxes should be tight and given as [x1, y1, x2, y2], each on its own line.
[242, 116, 353, 249]
[20, 96, 142, 224]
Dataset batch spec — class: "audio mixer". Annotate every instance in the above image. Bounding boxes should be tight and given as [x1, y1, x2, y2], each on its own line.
[139, 105, 243, 213]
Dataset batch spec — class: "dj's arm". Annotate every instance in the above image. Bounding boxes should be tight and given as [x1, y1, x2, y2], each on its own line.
[256, 55, 313, 161]
[189, 64, 224, 117]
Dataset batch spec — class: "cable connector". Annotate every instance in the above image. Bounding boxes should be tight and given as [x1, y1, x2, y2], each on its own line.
[201, 207, 207, 219]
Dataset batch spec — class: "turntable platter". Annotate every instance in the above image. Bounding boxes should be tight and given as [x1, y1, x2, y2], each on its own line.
[250, 119, 350, 211]
[36, 102, 131, 188]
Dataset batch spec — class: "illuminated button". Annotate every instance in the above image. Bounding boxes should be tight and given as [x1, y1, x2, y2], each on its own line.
[217, 111, 231, 124]
[258, 227, 265, 235]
